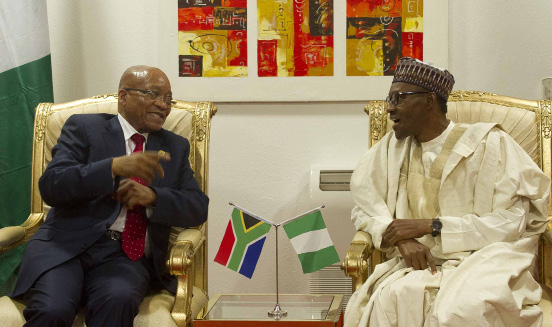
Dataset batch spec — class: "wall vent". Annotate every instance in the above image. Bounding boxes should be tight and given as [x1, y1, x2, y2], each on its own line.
[319, 170, 353, 191]
[308, 264, 352, 312]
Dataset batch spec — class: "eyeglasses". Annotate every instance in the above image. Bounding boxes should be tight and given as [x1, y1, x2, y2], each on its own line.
[386, 91, 432, 107]
[123, 88, 175, 105]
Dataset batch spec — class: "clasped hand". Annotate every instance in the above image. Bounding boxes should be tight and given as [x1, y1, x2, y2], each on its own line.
[111, 151, 171, 208]
[382, 219, 436, 274]
[397, 239, 437, 274]
[381, 219, 433, 247]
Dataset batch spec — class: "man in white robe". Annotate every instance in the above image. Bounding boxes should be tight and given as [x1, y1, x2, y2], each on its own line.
[344, 58, 550, 327]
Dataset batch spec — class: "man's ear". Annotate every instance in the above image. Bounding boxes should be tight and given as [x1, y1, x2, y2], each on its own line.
[426, 92, 436, 110]
[118, 89, 127, 105]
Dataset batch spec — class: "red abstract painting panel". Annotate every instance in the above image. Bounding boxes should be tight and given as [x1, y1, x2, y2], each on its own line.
[178, 0, 247, 77]
[258, 0, 334, 77]
[346, 0, 423, 76]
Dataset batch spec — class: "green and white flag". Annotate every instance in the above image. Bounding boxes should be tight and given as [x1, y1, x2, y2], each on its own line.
[282, 210, 340, 273]
[0, 0, 53, 294]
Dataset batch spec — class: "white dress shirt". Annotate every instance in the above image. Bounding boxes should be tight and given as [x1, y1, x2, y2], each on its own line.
[109, 114, 153, 256]
[420, 121, 455, 177]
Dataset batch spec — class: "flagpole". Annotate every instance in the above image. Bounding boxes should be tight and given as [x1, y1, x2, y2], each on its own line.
[268, 225, 287, 319]
[228, 202, 275, 226]
[276, 204, 326, 226]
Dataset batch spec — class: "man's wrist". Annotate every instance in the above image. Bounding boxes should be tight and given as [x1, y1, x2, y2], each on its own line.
[420, 219, 433, 235]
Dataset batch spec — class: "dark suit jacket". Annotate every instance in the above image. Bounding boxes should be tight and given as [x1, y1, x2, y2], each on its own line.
[11, 114, 209, 297]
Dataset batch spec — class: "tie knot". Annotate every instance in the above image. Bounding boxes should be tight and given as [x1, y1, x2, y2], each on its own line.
[131, 133, 145, 146]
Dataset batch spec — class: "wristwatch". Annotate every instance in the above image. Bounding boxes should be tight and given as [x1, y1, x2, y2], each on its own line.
[431, 218, 442, 237]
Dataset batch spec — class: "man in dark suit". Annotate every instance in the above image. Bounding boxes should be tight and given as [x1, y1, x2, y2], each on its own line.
[10, 66, 209, 327]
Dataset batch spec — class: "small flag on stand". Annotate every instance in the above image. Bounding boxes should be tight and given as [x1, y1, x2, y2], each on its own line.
[282, 210, 340, 273]
[214, 208, 272, 278]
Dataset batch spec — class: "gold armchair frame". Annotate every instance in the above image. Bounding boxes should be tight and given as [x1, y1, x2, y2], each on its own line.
[0, 94, 217, 327]
[341, 90, 552, 305]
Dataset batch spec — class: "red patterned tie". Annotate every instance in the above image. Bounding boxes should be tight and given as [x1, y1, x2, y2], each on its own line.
[121, 133, 148, 261]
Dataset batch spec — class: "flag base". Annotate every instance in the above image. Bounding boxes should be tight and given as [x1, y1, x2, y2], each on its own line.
[268, 304, 287, 320]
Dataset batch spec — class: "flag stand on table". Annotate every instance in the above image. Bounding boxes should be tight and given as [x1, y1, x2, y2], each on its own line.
[227, 203, 329, 319]
[268, 223, 287, 319]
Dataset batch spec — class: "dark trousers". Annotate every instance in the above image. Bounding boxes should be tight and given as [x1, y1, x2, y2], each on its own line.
[22, 234, 151, 327]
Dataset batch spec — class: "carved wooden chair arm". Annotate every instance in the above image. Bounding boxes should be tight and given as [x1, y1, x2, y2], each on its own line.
[0, 212, 45, 254]
[166, 228, 205, 327]
[543, 220, 552, 245]
[341, 231, 374, 291]
[543, 220, 552, 292]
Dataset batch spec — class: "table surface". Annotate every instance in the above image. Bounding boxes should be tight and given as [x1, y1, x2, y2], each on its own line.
[197, 294, 343, 322]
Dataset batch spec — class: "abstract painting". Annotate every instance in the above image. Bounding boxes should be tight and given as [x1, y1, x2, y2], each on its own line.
[346, 0, 423, 76]
[257, 0, 334, 77]
[178, 0, 247, 77]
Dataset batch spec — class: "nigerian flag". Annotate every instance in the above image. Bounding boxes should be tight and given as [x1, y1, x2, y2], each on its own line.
[283, 210, 340, 273]
[0, 0, 53, 295]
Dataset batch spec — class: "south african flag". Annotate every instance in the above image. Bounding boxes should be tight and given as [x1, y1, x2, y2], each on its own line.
[214, 208, 272, 278]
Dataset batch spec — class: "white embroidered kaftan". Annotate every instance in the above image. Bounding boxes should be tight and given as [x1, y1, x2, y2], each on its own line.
[345, 123, 550, 327]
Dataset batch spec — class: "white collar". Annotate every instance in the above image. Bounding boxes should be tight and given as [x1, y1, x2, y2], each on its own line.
[421, 121, 455, 148]
[117, 114, 149, 143]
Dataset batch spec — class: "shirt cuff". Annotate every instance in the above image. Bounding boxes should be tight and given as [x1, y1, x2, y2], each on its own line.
[145, 206, 154, 219]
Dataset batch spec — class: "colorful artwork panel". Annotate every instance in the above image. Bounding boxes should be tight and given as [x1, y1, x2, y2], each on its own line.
[257, 0, 334, 77]
[178, 1, 247, 77]
[346, 0, 423, 76]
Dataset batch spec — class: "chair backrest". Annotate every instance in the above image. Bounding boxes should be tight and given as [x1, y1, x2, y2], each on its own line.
[28, 94, 216, 293]
[365, 90, 552, 287]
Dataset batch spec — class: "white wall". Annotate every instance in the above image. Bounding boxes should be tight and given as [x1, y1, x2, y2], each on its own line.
[449, 1, 552, 99]
[45, 0, 552, 296]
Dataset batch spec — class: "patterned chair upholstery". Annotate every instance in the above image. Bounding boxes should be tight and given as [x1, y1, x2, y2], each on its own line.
[341, 90, 552, 324]
[0, 94, 217, 327]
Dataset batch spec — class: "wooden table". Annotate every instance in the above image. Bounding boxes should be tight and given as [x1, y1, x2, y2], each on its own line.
[194, 294, 344, 326]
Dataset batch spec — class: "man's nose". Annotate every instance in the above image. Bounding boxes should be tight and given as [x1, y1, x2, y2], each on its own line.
[386, 104, 395, 114]
[155, 99, 171, 110]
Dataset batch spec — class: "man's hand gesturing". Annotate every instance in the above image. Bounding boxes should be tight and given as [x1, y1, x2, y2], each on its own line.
[112, 151, 171, 185]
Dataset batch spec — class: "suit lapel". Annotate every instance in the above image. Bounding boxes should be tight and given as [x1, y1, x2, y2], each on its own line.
[103, 116, 126, 158]
[145, 131, 168, 187]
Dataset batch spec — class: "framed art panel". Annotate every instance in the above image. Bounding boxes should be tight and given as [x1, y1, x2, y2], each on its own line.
[158, 0, 448, 102]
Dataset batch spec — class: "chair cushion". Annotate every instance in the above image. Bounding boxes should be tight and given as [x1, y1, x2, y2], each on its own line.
[447, 101, 539, 164]
[0, 295, 25, 327]
[0, 286, 208, 327]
